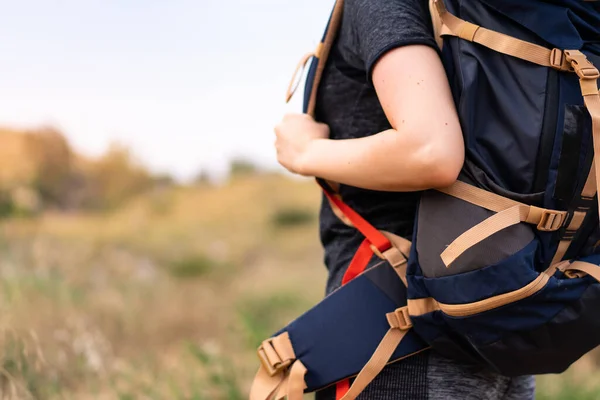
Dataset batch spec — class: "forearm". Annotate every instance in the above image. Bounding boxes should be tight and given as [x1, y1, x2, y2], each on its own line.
[299, 128, 463, 192]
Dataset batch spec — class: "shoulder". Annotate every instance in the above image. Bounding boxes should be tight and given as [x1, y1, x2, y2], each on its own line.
[344, 0, 433, 28]
[340, 0, 436, 80]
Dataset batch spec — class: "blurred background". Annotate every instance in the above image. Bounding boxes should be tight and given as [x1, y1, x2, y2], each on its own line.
[0, 1, 597, 399]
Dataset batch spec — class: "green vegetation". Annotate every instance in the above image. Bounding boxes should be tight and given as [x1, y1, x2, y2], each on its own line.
[168, 254, 216, 279]
[271, 207, 315, 228]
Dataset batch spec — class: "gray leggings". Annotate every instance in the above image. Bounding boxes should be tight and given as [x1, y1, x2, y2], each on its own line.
[315, 351, 535, 400]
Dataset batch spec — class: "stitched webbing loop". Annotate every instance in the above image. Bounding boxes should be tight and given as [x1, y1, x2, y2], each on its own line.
[257, 333, 295, 377]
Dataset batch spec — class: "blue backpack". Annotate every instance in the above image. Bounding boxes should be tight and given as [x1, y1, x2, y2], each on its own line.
[250, 1, 600, 399]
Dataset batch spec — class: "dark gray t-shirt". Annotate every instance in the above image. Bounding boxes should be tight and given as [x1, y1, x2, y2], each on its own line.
[315, 0, 437, 293]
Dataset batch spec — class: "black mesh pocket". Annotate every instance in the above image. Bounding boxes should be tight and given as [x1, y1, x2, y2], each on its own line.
[416, 190, 535, 278]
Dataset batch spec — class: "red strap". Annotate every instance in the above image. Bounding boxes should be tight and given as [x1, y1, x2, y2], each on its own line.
[319, 181, 385, 399]
[335, 378, 351, 399]
[321, 187, 391, 252]
[335, 239, 375, 398]
[342, 238, 374, 285]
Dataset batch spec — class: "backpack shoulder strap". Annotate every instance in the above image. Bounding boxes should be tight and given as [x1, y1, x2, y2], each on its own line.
[429, 0, 444, 49]
[285, 0, 345, 114]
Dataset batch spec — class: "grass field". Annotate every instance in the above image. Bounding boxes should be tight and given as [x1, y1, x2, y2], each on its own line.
[0, 173, 597, 399]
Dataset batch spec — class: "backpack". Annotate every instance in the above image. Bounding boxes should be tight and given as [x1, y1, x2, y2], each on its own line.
[250, 1, 600, 399]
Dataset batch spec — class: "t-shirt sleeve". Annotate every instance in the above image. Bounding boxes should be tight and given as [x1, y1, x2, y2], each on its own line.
[345, 0, 438, 81]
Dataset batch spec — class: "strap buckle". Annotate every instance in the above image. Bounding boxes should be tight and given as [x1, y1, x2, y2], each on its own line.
[549, 49, 571, 72]
[257, 338, 292, 377]
[565, 270, 587, 279]
[565, 50, 600, 80]
[537, 210, 566, 232]
[387, 307, 413, 331]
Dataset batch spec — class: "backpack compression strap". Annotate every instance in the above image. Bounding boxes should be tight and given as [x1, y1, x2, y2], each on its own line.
[431, 0, 600, 267]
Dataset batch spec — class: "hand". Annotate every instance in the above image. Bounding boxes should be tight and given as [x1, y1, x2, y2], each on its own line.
[274, 113, 330, 175]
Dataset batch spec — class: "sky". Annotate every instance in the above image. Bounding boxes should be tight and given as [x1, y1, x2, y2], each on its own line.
[0, 0, 335, 181]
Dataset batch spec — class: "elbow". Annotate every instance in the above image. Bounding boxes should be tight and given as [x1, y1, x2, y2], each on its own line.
[427, 160, 462, 188]
[419, 143, 464, 189]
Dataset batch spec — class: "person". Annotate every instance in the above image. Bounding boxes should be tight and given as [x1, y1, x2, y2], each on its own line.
[274, 0, 537, 399]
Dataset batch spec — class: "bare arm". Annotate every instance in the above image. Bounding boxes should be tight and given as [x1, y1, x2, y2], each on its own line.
[275, 45, 464, 191]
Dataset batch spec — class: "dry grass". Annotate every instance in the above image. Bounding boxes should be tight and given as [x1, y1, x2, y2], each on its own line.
[0, 174, 325, 399]
[0, 174, 595, 399]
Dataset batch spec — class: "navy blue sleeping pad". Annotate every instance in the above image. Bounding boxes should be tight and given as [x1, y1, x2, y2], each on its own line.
[278, 261, 428, 392]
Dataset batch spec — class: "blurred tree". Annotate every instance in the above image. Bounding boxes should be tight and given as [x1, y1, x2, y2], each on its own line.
[0, 127, 167, 213]
[193, 169, 212, 186]
[26, 127, 74, 208]
[229, 158, 259, 177]
[75, 143, 154, 210]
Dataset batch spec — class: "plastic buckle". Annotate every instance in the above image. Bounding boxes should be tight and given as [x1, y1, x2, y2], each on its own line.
[565, 50, 600, 80]
[577, 66, 600, 79]
[537, 210, 565, 232]
[549, 49, 570, 72]
[257, 339, 291, 377]
[565, 270, 586, 279]
[394, 307, 413, 331]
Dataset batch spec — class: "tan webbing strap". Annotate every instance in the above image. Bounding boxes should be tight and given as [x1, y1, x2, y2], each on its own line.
[408, 297, 441, 317]
[576, 66, 600, 213]
[285, 360, 308, 400]
[585, 93, 600, 214]
[306, 0, 345, 117]
[286, 51, 320, 103]
[381, 231, 412, 258]
[551, 240, 573, 266]
[432, 0, 571, 71]
[428, 0, 444, 49]
[250, 365, 286, 400]
[438, 181, 566, 267]
[568, 211, 588, 232]
[339, 307, 413, 400]
[565, 261, 600, 283]
[438, 180, 526, 213]
[380, 231, 411, 287]
[582, 161, 597, 199]
[441, 205, 522, 267]
[250, 332, 298, 400]
[440, 203, 565, 267]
